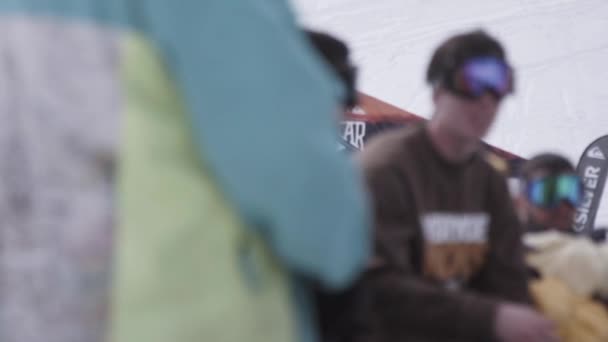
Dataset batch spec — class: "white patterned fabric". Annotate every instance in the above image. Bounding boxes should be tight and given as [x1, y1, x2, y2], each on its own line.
[0, 17, 121, 342]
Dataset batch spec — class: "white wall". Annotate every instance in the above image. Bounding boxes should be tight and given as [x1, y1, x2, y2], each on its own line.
[292, 0, 608, 226]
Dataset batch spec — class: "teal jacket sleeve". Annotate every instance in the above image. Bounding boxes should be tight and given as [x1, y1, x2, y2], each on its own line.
[138, 0, 370, 289]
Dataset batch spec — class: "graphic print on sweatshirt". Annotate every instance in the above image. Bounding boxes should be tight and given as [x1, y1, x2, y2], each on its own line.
[420, 212, 489, 289]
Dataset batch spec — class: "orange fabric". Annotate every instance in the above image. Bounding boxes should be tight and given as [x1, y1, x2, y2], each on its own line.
[530, 277, 608, 342]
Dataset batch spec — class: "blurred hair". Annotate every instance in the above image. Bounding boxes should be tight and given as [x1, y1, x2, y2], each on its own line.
[521, 153, 576, 180]
[426, 29, 508, 85]
[305, 30, 357, 108]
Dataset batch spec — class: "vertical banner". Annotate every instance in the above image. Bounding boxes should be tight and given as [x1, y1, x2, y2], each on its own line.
[573, 135, 608, 234]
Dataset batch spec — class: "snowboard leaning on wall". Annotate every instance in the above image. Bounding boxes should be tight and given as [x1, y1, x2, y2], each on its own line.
[574, 135, 608, 235]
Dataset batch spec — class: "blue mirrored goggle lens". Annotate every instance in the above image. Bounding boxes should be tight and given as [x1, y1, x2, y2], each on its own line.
[527, 174, 582, 208]
[454, 57, 513, 98]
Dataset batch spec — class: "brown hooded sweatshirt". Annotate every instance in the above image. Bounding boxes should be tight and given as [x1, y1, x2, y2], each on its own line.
[347, 124, 531, 342]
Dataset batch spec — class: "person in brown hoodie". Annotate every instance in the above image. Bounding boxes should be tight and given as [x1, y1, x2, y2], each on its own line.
[340, 30, 560, 342]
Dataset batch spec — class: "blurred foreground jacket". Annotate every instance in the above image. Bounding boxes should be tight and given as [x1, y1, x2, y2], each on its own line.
[0, 2, 370, 342]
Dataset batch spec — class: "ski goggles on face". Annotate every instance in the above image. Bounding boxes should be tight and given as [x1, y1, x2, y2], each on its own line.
[447, 56, 514, 100]
[525, 174, 583, 208]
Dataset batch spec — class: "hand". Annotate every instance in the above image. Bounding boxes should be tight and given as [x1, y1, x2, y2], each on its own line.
[494, 303, 560, 342]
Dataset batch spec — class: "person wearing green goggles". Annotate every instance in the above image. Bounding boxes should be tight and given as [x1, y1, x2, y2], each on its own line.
[517, 153, 583, 232]
[517, 154, 608, 342]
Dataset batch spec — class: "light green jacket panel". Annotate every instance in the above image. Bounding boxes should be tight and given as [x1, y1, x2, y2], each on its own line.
[111, 34, 295, 342]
